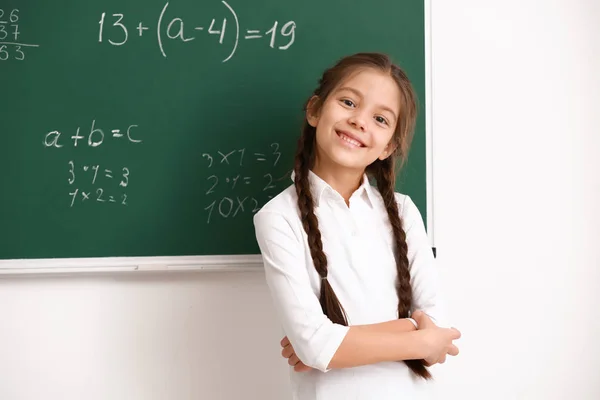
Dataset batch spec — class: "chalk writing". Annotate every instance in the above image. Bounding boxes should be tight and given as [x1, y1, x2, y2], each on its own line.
[43, 121, 141, 148]
[68, 161, 131, 187]
[42, 124, 289, 214]
[0, 9, 40, 61]
[69, 188, 128, 208]
[201, 144, 279, 169]
[67, 161, 132, 207]
[201, 143, 289, 223]
[42, 121, 137, 208]
[97, 1, 296, 62]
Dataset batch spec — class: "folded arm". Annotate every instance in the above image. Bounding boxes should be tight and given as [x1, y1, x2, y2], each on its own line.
[254, 210, 426, 372]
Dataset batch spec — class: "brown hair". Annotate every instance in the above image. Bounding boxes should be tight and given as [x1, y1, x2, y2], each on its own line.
[293, 52, 430, 379]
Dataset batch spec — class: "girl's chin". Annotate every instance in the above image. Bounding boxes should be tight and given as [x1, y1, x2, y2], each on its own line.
[326, 153, 372, 171]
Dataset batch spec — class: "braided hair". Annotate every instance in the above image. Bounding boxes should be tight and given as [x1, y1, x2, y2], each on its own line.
[293, 52, 430, 379]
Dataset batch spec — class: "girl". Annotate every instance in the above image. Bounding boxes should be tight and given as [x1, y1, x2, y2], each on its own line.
[253, 52, 460, 399]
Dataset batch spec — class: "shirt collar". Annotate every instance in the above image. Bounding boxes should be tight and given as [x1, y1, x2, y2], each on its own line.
[290, 170, 376, 209]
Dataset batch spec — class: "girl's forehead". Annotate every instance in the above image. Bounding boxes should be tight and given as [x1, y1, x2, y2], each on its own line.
[332, 69, 401, 109]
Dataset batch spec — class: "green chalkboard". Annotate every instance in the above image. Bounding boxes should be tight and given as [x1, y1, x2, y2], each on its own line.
[0, 0, 428, 260]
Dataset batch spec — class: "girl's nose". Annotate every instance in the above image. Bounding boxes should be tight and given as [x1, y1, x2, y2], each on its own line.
[348, 112, 367, 132]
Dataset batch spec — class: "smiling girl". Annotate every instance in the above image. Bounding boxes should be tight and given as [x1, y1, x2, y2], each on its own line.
[253, 52, 460, 399]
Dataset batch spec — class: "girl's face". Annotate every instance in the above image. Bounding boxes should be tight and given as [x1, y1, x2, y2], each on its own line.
[308, 68, 401, 174]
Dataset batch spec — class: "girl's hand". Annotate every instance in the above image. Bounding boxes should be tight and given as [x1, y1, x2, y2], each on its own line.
[412, 310, 461, 366]
[280, 336, 313, 372]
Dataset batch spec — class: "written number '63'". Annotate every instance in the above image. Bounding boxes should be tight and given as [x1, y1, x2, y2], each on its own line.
[0, 45, 24, 60]
[204, 196, 261, 224]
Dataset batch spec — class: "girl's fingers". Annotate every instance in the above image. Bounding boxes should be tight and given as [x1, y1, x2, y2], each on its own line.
[294, 362, 312, 372]
[280, 336, 290, 347]
[281, 345, 294, 359]
[288, 354, 300, 367]
[448, 344, 460, 356]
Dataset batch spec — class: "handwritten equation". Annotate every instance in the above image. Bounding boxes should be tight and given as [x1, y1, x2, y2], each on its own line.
[98, 1, 296, 62]
[201, 143, 288, 223]
[43, 121, 141, 207]
[43, 120, 142, 148]
[67, 161, 130, 207]
[0, 9, 40, 61]
[42, 121, 289, 216]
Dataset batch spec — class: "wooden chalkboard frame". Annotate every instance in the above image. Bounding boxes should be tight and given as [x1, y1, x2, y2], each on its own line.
[0, 0, 434, 275]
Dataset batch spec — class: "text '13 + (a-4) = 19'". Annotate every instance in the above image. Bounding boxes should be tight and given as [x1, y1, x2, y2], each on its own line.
[0, 9, 40, 61]
[98, 1, 296, 62]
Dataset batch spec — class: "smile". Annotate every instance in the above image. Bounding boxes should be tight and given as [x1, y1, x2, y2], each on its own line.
[336, 130, 365, 148]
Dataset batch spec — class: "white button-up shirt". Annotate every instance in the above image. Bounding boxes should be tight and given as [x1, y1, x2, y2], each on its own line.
[253, 171, 445, 400]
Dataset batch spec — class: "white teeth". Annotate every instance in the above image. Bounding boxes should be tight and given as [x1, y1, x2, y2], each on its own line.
[340, 133, 362, 147]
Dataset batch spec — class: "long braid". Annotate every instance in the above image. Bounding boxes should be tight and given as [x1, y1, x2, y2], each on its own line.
[372, 158, 432, 380]
[294, 122, 348, 325]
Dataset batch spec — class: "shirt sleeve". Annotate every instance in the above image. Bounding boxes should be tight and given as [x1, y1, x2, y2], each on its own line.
[253, 210, 350, 372]
[400, 195, 449, 328]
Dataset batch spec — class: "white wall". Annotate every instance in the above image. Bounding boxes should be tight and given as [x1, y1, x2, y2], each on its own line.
[2, 1, 598, 399]
[0, 271, 290, 399]
[429, 0, 600, 398]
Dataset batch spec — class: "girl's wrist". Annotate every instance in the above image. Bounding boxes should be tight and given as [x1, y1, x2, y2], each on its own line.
[393, 318, 418, 333]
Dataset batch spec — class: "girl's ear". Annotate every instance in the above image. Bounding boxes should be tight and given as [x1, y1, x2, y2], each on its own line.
[306, 96, 320, 128]
[378, 140, 398, 160]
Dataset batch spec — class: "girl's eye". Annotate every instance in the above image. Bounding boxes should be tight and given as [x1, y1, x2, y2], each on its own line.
[341, 99, 355, 107]
[375, 116, 388, 125]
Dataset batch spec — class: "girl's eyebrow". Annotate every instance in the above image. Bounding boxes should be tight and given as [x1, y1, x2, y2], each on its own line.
[337, 86, 398, 122]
